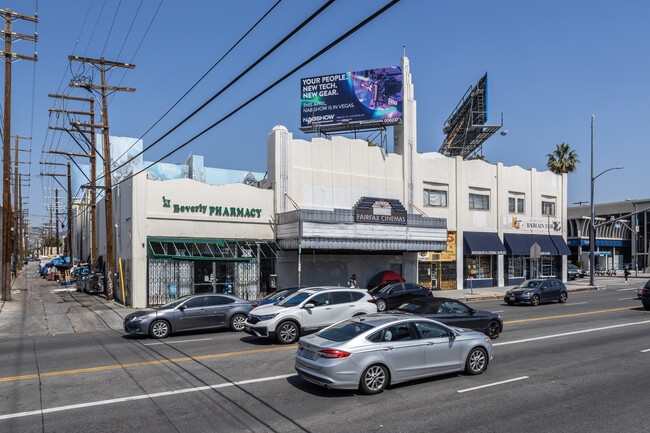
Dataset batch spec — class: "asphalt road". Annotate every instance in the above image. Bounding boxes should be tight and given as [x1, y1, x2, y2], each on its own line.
[1, 280, 649, 432]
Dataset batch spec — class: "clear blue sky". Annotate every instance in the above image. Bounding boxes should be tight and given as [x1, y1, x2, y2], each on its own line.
[3, 0, 649, 226]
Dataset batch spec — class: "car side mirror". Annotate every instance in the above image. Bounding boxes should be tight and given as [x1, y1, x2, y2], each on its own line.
[178, 305, 186, 311]
[303, 303, 315, 309]
[449, 331, 457, 340]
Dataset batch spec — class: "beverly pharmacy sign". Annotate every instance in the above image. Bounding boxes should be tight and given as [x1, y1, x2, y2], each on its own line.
[162, 196, 262, 219]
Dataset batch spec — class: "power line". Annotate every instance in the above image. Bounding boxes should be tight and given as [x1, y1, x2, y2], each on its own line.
[112, 0, 402, 188]
[101, 0, 122, 57]
[83, 0, 108, 57]
[107, 0, 331, 179]
[109, 0, 283, 166]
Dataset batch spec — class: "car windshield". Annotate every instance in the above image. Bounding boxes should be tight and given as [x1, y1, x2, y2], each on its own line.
[397, 303, 424, 313]
[261, 289, 289, 301]
[568, 264, 577, 269]
[157, 296, 192, 310]
[368, 284, 391, 294]
[519, 281, 543, 289]
[316, 319, 375, 342]
[276, 292, 311, 307]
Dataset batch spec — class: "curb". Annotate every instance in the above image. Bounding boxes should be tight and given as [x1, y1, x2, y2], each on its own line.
[462, 285, 601, 302]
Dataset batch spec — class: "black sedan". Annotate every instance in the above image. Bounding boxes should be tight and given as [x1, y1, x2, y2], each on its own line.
[124, 294, 255, 338]
[504, 279, 568, 306]
[394, 297, 503, 339]
[368, 282, 432, 312]
[641, 283, 650, 310]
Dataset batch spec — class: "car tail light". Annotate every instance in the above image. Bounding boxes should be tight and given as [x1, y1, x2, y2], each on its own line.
[367, 298, 376, 303]
[251, 303, 258, 308]
[318, 350, 351, 358]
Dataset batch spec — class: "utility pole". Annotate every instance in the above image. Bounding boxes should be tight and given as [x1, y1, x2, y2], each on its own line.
[66, 163, 73, 267]
[55, 189, 60, 254]
[12, 136, 30, 275]
[1, 7, 38, 302]
[48, 94, 97, 266]
[68, 55, 135, 301]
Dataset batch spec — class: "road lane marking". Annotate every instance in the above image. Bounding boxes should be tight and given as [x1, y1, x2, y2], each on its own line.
[457, 376, 529, 393]
[617, 288, 638, 291]
[503, 306, 640, 324]
[0, 346, 297, 383]
[618, 297, 638, 300]
[0, 373, 295, 421]
[494, 319, 650, 347]
[641, 349, 650, 353]
[144, 338, 212, 346]
[492, 310, 504, 313]
[565, 302, 588, 306]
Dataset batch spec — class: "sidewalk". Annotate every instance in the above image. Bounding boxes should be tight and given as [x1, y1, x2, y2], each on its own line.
[0, 262, 131, 339]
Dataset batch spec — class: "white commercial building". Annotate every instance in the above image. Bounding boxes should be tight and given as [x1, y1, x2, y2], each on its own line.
[73, 57, 569, 308]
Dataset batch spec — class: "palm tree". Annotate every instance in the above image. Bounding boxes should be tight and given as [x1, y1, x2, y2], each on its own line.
[546, 143, 580, 174]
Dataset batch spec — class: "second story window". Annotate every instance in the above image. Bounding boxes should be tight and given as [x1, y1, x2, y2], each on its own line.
[508, 194, 525, 213]
[542, 200, 556, 216]
[424, 189, 447, 207]
[469, 192, 490, 210]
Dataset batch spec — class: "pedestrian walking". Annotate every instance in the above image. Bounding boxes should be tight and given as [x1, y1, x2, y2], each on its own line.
[348, 274, 358, 288]
[624, 266, 630, 283]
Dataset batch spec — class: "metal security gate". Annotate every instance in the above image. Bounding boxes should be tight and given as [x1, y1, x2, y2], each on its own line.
[234, 258, 260, 300]
[148, 259, 193, 306]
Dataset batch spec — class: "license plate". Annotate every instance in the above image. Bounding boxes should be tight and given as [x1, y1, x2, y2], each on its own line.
[509, 296, 515, 301]
[300, 348, 317, 360]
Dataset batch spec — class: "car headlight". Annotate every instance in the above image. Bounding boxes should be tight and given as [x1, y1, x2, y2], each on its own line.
[129, 315, 148, 322]
[257, 313, 279, 321]
[522, 291, 532, 297]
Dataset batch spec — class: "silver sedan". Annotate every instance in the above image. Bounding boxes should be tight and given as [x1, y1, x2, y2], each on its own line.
[295, 313, 493, 394]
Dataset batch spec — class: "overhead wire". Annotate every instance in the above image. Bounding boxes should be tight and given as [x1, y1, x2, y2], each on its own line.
[109, 0, 282, 167]
[111, 0, 402, 188]
[101, 0, 122, 57]
[105, 0, 330, 179]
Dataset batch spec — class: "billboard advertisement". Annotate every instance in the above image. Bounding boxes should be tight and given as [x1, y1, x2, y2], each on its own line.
[300, 66, 403, 128]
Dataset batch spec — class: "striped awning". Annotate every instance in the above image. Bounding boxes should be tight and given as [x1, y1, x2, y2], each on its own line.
[147, 238, 283, 261]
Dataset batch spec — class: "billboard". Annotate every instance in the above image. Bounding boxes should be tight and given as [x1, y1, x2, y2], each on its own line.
[300, 66, 403, 128]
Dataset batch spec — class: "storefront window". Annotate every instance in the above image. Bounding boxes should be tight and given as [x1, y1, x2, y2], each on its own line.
[508, 256, 525, 278]
[541, 256, 557, 277]
[466, 256, 492, 279]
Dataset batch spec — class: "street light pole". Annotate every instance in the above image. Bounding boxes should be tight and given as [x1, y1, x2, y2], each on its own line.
[590, 116, 595, 286]
[588, 115, 623, 286]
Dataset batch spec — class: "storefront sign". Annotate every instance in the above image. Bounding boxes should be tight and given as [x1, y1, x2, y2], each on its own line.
[354, 197, 407, 225]
[162, 196, 262, 219]
[418, 232, 456, 262]
[505, 216, 562, 232]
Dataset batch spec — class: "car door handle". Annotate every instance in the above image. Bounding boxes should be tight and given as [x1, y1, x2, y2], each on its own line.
[199, 308, 206, 312]
[325, 307, 332, 310]
[229, 305, 236, 309]
[382, 347, 394, 351]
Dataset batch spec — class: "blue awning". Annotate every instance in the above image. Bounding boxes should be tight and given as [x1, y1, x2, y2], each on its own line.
[550, 235, 571, 255]
[464, 232, 506, 255]
[503, 233, 560, 256]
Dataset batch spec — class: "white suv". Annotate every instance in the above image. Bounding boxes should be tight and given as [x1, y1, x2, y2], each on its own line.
[244, 287, 377, 344]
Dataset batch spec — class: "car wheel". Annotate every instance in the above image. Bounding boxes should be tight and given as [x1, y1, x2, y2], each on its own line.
[531, 295, 540, 306]
[230, 314, 247, 332]
[376, 299, 387, 312]
[465, 347, 488, 375]
[276, 321, 299, 344]
[485, 320, 500, 339]
[559, 292, 568, 303]
[360, 364, 389, 394]
[643, 303, 650, 311]
[149, 320, 171, 339]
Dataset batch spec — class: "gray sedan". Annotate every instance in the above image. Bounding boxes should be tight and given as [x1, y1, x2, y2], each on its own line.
[124, 294, 255, 338]
[295, 313, 493, 394]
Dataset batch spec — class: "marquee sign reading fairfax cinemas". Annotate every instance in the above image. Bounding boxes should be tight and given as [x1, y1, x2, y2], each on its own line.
[354, 197, 407, 225]
[162, 196, 262, 218]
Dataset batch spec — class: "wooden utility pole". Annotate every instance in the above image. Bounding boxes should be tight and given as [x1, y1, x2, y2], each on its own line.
[68, 55, 135, 301]
[18, 173, 23, 266]
[55, 189, 60, 254]
[66, 163, 73, 267]
[1, 8, 38, 302]
[48, 94, 97, 266]
[12, 136, 30, 275]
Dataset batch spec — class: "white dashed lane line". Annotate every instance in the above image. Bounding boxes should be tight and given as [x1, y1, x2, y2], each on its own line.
[565, 302, 588, 306]
[457, 376, 529, 393]
[641, 348, 650, 353]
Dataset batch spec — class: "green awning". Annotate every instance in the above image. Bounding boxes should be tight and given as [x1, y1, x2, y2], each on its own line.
[147, 237, 284, 261]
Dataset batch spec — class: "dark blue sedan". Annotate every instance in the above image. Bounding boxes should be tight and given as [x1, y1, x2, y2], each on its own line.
[504, 279, 568, 306]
